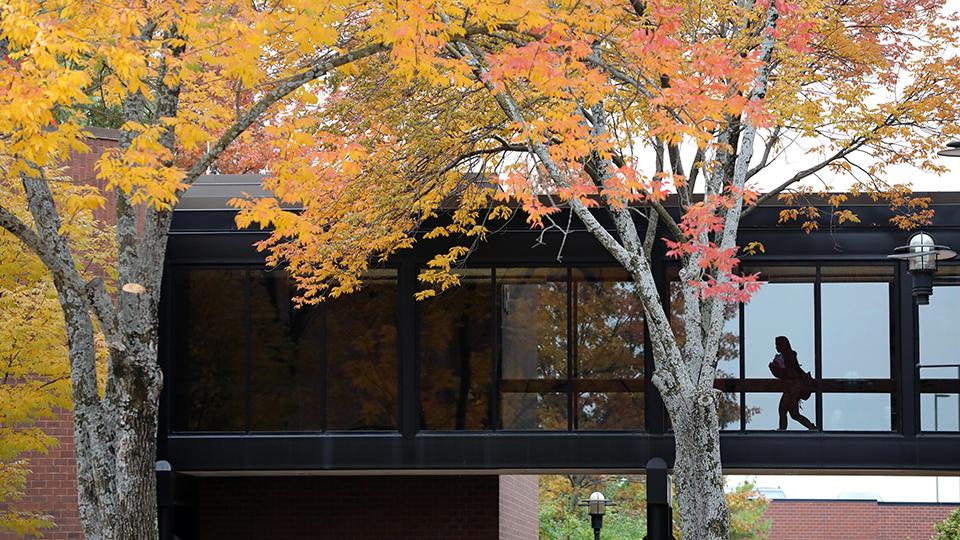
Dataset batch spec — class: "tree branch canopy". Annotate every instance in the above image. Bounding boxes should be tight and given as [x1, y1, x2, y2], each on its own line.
[3, 0, 960, 538]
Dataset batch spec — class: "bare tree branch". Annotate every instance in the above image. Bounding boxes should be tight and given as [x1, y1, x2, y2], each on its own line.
[743, 137, 867, 216]
[0, 205, 44, 257]
[183, 41, 391, 185]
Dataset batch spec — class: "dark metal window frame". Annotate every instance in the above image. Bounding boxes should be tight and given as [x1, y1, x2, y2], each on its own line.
[916, 262, 960, 432]
[418, 264, 650, 433]
[668, 260, 900, 432]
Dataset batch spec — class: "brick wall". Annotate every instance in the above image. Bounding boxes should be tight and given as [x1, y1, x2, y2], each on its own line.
[61, 128, 121, 227]
[196, 475, 502, 540]
[765, 499, 958, 540]
[0, 414, 82, 540]
[498, 475, 539, 539]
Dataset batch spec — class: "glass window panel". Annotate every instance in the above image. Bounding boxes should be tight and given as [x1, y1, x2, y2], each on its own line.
[717, 306, 740, 380]
[920, 287, 960, 379]
[574, 268, 645, 380]
[248, 271, 323, 431]
[822, 393, 892, 431]
[669, 276, 740, 379]
[821, 282, 891, 379]
[718, 392, 741, 430]
[745, 392, 815, 431]
[500, 392, 566, 430]
[498, 268, 567, 379]
[921, 394, 960, 432]
[419, 270, 493, 430]
[326, 272, 398, 430]
[173, 269, 247, 431]
[577, 393, 644, 430]
[743, 268, 815, 379]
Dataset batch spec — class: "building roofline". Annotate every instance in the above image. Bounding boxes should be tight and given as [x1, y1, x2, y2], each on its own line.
[768, 498, 959, 506]
[176, 173, 960, 211]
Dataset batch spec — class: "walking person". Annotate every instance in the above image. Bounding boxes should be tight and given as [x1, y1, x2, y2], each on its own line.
[769, 336, 816, 430]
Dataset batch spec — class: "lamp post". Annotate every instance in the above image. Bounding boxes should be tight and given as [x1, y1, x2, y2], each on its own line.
[890, 140, 960, 303]
[645, 457, 675, 540]
[579, 491, 614, 540]
[888, 232, 957, 304]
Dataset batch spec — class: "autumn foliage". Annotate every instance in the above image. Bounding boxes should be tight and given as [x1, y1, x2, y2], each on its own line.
[1, 0, 959, 538]
[230, 0, 960, 305]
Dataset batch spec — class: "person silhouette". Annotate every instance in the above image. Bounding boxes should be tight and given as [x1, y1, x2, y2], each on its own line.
[768, 336, 816, 430]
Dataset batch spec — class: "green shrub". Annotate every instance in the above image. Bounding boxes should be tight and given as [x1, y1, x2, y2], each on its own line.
[934, 507, 960, 540]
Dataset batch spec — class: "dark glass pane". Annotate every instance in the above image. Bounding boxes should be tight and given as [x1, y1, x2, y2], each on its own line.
[822, 393, 892, 431]
[326, 272, 398, 430]
[577, 392, 644, 430]
[419, 270, 493, 430]
[501, 392, 566, 430]
[498, 268, 567, 379]
[743, 267, 815, 380]
[248, 271, 323, 431]
[744, 392, 814, 431]
[921, 393, 960, 432]
[574, 268, 645, 379]
[821, 270, 892, 378]
[920, 286, 960, 379]
[173, 269, 246, 431]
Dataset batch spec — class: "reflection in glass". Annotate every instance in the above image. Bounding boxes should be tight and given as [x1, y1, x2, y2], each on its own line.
[821, 282, 891, 378]
[921, 394, 960, 432]
[718, 392, 741, 430]
[501, 392, 566, 430]
[745, 393, 808, 431]
[249, 271, 323, 431]
[744, 277, 814, 379]
[920, 287, 960, 379]
[575, 268, 645, 380]
[173, 269, 247, 431]
[822, 393, 891, 431]
[419, 270, 493, 430]
[498, 268, 567, 380]
[578, 393, 644, 429]
[574, 268, 645, 430]
[326, 273, 398, 430]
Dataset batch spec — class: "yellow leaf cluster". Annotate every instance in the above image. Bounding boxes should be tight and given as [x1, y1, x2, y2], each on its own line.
[0, 231, 70, 537]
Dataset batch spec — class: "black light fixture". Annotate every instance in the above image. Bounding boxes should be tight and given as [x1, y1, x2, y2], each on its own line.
[579, 491, 615, 540]
[889, 232, 957, 304]
[938, 140, 960, 157]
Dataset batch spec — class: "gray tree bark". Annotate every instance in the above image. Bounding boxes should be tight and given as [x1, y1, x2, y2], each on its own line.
[443, 1, 780, 533]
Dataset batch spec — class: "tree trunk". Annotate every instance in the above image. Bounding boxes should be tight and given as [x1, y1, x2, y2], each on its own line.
[59, 269, 163, 540]
[669, 389, 729, 540]
[74, 347, 162, 540]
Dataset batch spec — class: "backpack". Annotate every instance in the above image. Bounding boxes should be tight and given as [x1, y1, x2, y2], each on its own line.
[797, 370, 815, 401]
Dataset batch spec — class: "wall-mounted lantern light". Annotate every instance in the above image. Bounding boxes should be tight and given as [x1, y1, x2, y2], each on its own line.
[938, 140, 960, 157]
[889, 232, 957, 304]
[579, 491, 615, 540]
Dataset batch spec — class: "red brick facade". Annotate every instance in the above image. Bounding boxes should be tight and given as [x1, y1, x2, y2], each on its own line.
[0, 415, 82, 540]
[765, 499, 958, 540]
[498, 475, 539, 539]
